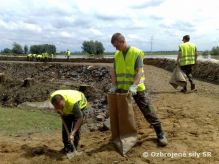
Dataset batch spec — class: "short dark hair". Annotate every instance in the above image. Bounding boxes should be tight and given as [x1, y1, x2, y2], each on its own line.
[51, 94, 64, 105]
[111, 33, 125, 44]
[182, 35, 190, 41]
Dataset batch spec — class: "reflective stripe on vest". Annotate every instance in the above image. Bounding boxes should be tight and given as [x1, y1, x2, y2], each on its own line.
[50, 90, 87, 115]
[179, 42, 196, 66]
[114, 47, 145, 91]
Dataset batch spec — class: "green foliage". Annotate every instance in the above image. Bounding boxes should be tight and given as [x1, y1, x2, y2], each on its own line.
[24, 45, 28, 54]
[82, 40, 105, 56]
[0, 107, 60, 135]
[12, 42, 23, 54]
[202, 50, 209, 56]
[2, 48, 11, 54]
[30, 44, 56, 55]
[210, 46, 219, 56]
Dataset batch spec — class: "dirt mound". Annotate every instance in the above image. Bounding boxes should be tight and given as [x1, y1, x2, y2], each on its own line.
[0, 62, 111, 108]
[144, 58, 219, 84]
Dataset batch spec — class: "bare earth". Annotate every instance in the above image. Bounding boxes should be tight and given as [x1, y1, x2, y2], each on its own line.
[0, 64, 218, 164]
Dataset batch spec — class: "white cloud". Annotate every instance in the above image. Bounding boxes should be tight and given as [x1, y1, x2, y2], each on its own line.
[60, 31, 72, 38]
[89, 28, 103, 36]
[0, 0, 219, 51]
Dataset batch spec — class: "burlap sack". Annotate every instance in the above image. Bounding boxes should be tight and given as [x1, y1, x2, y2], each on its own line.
[107, 92, 137, 156]
[169, 66, 187, 89]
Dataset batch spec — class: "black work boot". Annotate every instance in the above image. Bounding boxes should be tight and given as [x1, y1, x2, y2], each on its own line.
[181, 86, 187, 93]
[153, 125, 168, 147]
[191, 83, 196, 91]
[63, 144, 74, 153]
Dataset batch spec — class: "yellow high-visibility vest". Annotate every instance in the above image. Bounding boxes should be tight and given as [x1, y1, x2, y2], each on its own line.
[66, 51, 71, 56]
[50, 90, 87, 115]
[114, 47, 145, 91]
[179, 42, 196, 66]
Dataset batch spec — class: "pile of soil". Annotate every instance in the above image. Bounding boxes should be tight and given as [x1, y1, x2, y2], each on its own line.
[0, 62, 111, 108]
[144, 58, 219, 84]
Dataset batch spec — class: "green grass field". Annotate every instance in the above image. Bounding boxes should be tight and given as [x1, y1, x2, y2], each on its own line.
[0, 107, 61, 136]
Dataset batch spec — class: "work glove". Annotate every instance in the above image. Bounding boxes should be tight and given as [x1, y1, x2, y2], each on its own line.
[129, 85, 137, 95]
[68, 133, 75, 144]
[109, 86, 117, 93]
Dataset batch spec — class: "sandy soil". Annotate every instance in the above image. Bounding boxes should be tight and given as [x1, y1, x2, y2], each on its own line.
[0, 64, 218, 164]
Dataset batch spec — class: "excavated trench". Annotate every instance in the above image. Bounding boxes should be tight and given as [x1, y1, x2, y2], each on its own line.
[0, 62, 112, 130]
[0, 63, 111, 106]
[0, 59, 218, 131]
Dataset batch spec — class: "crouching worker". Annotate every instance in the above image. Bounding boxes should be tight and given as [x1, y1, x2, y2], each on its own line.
[50, 90, 87, 153]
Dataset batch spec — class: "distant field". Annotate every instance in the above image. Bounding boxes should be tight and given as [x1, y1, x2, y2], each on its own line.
[1, 52, 219, 60]
[0, 107, 60, 136]
[0, 51, 178, 57]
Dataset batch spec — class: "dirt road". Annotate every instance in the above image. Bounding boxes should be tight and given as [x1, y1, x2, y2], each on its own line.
[0, 64, 218, 164]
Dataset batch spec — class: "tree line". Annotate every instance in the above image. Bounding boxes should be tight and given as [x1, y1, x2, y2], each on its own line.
[1, 43, 56, 55]
[1, 41, 219, 56]
[1, 40, 105, 56]
[202, 46, 219, 56]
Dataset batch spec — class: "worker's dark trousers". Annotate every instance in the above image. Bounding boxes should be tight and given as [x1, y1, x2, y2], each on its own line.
[132, 91, 164, 135]
[180, 64, 195, 85]
[62, 115, 80, 149]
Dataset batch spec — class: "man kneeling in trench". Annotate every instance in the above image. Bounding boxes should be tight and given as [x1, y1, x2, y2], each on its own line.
[50, 90, 87, 153]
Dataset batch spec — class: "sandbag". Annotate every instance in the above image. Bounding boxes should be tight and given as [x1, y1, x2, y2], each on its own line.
[107, 92, 137, 156]
[169, 66, 187, 89]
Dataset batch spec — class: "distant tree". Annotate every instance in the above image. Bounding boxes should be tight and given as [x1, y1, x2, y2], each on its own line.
[202, 50, 209, 56]
[82, 40, 105, 56]
[95, 41, 105, 55]
[2, 48, 11, 54]
[45, 44, 56, 55]
[210, 46, 219, 56]
[24, 45, 28, 54]
[30, 45, 40, 54]
[12, 42, 23, 54]
[82, 40, 95, 55]
[30, 44, 56, 55]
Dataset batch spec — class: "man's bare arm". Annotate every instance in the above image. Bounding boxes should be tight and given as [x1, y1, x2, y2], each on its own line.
[110, 67, 116, 86]
[133, 67, 143, 85]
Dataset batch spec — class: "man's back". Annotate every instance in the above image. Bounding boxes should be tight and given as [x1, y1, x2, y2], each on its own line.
[179, 42, 196, 66]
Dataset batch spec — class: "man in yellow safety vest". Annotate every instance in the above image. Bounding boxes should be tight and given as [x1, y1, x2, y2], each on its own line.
[65, 49, 71, 61]
[50, 90, 87, 153]
[110, 33, 167, 146]
[177, 35, 198, 92]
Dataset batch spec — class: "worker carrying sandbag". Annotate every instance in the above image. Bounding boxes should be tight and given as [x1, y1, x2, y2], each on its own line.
[176, 35, 198, 93]
[108, 33, 168, 155]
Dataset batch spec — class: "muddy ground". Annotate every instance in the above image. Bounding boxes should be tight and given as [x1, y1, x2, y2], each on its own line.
[0, 62, 218, 164]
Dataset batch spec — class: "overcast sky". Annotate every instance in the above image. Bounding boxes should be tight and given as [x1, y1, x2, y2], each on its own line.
[0, 0, 219, 52]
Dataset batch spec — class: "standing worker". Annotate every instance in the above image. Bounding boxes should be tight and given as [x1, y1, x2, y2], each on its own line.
[27, 53, 32, 61]
[44, 52, 49, 62]
[110, 33, 167, 146]
[50, 90, 87, 153]
[51, 53, 54, 61]
[65, 49, 71, 61]
[177, 35, 198, 92]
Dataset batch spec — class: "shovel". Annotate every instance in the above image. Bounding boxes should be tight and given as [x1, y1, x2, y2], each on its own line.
[61, 116, 82, 160]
